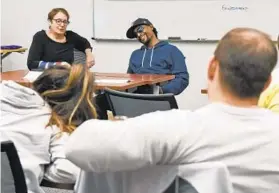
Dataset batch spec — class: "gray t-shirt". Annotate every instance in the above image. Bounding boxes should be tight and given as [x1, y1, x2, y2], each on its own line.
[66, 102, 279, 193]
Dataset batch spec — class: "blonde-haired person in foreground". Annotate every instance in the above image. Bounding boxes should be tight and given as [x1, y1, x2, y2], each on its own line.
[65, 28, 279, 193]
[0, 64, 98, 193]
[258, 66, 279, 113]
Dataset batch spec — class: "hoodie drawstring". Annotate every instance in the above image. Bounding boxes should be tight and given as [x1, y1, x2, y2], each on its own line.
[141, 49, 147, 68]
[149, 47, 154, 67]
[141, 47, 154, 68]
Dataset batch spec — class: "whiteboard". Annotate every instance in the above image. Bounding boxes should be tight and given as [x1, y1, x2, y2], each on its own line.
[93, 0, 279, 41]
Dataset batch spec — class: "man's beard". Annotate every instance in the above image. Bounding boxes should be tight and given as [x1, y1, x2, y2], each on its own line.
[142, 38, 151, 46]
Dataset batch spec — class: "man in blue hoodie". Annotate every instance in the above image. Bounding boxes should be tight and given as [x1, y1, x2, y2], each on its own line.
[126, 18, 189, 95]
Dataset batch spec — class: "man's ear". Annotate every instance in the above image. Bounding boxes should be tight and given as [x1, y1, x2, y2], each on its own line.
[208, 56, 218, 81]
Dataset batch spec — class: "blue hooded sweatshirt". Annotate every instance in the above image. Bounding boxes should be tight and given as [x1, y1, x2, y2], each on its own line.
[127, 41, 189, 95]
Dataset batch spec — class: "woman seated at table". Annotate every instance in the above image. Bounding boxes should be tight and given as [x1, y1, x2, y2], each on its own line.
[27, 8, 95, 70]
[0, 64, 98, 193]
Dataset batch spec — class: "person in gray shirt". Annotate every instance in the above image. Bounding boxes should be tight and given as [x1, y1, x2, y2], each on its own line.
[66, 28, 279, 193]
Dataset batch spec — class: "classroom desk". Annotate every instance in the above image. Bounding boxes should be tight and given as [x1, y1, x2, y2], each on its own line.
[0, 48, 28, 60]
[0, 48, 28, 72]
[0, 70, 174, 91]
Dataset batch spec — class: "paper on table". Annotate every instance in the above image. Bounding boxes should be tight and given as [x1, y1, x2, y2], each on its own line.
[95, 79, 130, 84]
[24, 71, 43, 81]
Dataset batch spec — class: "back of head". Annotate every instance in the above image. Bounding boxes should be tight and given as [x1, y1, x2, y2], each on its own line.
[214, 28, 277, 99]
[33, 64, 97, 133]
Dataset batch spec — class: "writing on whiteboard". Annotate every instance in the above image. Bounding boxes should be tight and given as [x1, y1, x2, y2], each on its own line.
[222, 5, 248, 11]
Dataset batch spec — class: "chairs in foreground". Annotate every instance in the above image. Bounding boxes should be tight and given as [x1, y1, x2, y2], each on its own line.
[1, 140, 75, 193]
[1, 140, 28, 193]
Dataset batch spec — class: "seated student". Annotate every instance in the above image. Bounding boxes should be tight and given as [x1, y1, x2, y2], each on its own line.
[258, 67, 279, 113]
[65, 28, 279, 193]
[27, 8, 95, 70]
[126, 18, 189, 95]
[0, 64, 98, 193]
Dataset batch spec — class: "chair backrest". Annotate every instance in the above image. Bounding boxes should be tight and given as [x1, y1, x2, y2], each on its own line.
[1, 140, 28, 193]
[104, 88, 178, 117]
[73, 49, 86, 64]
[40, 179, 75, 193]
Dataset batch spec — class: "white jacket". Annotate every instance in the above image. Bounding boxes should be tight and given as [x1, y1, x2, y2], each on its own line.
[0, 81, 80, 193]
[66, 103, 279, 193]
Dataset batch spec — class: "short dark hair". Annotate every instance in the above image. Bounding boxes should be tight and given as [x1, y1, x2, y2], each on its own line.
[48, 8, 70, 21]
[153, 27, 158, 38]
[214, 28, 277, 98]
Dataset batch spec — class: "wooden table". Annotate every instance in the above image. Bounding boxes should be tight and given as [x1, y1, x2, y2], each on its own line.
[0, 70, 174, 91]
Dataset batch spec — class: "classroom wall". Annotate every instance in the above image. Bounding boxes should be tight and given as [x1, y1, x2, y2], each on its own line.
[1, 0, 211, 110]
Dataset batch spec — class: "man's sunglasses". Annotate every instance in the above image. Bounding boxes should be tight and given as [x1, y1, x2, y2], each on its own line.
[134, 25, 145, 36]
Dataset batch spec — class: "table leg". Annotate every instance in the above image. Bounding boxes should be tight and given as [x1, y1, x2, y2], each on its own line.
[1, 52, 12, 60]
[1, 52, 12, 73]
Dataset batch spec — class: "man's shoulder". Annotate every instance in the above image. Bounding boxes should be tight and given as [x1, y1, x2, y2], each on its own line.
[164, 43, 185, 57]
[164, 42, 180, 50]
[131, 47, 143, 55]
[193, 103, 215, 114]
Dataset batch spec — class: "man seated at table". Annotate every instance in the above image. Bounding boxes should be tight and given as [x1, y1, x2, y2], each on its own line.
[65, 28, 279, 193]
[126, 18, 189, 95]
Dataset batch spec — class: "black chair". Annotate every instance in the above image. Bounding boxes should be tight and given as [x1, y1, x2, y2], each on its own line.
[73, 48, 86, 65]
[1, 140, 28, 193]
[40, 179, 75, 193]
[1, 140, 75, 193]
[104, 88, 178, 118]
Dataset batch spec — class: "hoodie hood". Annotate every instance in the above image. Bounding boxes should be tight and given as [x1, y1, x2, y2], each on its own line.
[140, 40, 168, 50]
[139, 41, 168, 68]
[0, 81, 50, 125]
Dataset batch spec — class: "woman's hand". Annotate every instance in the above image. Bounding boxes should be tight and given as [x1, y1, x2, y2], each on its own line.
[57, 61, 71, 68]
[85, 50, 95, 68]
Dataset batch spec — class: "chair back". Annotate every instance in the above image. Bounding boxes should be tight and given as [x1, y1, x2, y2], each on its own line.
[104, 88, 178, 117]
[73, 49, 86, 65]
[1, 140, 28, 193]
[40, 179, 75, 193]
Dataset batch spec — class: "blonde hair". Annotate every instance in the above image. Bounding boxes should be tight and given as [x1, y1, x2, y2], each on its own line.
[33, 64, 97, 133]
